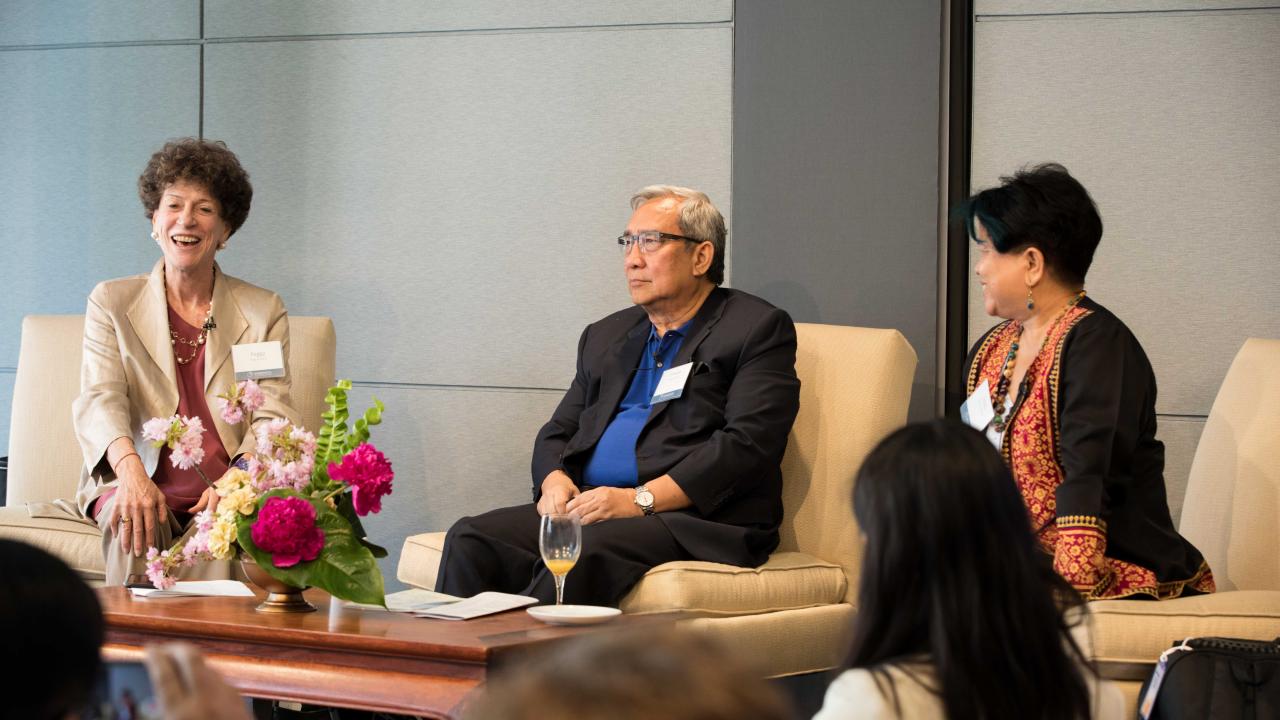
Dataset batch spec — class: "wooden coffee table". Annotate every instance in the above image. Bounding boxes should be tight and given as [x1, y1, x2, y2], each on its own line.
[98, 587, 669, 718]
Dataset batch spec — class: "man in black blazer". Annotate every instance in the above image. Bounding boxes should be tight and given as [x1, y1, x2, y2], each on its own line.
[436, 185, 800, 606]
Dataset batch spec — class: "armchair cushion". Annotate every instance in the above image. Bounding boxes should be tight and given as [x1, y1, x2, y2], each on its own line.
[619, 552, 847, 616]
[1090, 591, 1280, 663]
[397, 531, 848, 618]
[398, 531, 446, 591]
[0, 505, 102, 580]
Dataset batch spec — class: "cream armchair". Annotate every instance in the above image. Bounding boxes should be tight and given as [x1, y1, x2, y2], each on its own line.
[0, 314, 336, 582]
[398, 323, 917, 677]
[1091, 338, 1280, 710]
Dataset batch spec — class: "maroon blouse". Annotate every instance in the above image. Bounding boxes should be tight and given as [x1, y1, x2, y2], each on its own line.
[92, 307, 231, 522]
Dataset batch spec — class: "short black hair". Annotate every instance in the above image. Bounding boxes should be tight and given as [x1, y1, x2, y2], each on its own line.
[0, 539, 104, 720]
[959, 163, 1102, 285]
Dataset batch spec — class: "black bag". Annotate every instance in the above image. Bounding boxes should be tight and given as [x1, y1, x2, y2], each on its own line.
[1138, 636, 1280, 719]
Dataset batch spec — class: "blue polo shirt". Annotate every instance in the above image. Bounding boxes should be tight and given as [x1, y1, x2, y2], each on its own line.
[580, 321, 692, 488]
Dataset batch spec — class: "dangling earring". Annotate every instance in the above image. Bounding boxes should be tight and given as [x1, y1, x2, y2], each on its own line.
[1026, 288, 1035, 310]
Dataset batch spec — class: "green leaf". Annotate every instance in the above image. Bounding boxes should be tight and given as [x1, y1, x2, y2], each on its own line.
[314, 380, 353, 466]
[335, 494, 389, 559]
[237, 490, 385, 606]
[345, 397, 383, 455]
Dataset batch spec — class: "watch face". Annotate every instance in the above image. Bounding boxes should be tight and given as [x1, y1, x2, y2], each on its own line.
[636, 488, 654, 506]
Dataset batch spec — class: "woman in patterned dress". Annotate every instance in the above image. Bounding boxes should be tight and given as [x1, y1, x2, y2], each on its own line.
[961, 163, 1213, 600]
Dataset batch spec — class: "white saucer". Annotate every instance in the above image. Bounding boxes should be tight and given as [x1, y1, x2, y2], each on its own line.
[527, 604, 622, 626]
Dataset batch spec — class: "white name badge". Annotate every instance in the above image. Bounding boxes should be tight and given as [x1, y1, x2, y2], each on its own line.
[651, 362, 694, 404]
[232, 341, 285, 381]
[960, 379, 996, 431]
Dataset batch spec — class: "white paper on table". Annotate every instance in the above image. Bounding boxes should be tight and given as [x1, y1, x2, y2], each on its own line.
[130, 580, 255, 598]
[413, 591, 538, 620]
[344, 588, 463, 612]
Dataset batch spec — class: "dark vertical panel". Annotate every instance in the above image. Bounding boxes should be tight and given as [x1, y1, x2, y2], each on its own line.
[732, 0, 944, 419]
[945, 0, 974, 414]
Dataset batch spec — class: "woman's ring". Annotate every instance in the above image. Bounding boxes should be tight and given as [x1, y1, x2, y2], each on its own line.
[120, 517, 130, 525]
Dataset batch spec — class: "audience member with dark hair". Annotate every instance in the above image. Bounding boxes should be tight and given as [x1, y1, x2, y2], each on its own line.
[0, 538, 105, 719]
[0, 539, 249, 720]
[55, 137, 299, 585]
[815, 420, 1124, 719]
[465, 629, 793, 720]
[960, 163, 1213, 600]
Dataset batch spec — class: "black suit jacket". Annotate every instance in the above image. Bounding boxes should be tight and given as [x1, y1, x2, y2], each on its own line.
[531, 287, 801, 567]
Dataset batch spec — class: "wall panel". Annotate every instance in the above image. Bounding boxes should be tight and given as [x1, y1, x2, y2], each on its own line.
[206, 0, 731, 38]
[341, 384, 562, 589]
[204, 28, 731, 389]
[969, 8, 1280, 416]
[0, 1, 197, 46]
[969, 5, 1279, 524]
[732, 0, 942, 419]
[0, 45, 201, 454]
[977, 1, 1270, 14]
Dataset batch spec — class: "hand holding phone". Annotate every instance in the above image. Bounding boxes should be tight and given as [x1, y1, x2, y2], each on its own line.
[144, 644, 252, 720]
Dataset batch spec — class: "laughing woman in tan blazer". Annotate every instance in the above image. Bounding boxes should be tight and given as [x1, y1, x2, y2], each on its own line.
[74, 138, 297, 585]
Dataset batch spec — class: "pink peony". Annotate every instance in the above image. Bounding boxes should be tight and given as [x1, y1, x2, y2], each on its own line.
[327, 443, 394, 516]
[250, 496, 325, 568]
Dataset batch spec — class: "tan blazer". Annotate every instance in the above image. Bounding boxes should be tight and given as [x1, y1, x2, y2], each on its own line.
[72, 259, 298, 516]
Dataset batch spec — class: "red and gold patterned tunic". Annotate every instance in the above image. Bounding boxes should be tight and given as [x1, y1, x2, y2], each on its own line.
[966, 298, 1214, 600]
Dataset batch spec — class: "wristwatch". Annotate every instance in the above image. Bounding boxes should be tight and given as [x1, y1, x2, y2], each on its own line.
[634, 484, 655, 516]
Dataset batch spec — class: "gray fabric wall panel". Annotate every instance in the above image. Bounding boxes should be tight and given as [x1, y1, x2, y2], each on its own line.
[968, 9, 1280, 418]
[341, 384, 562, 590]
[0, 1, 198, 46]
[731, 0, 942, 420]
[977, 1, 1270, 15]
[203, 28, 731, 389]
[0, 45, 201, 393]
[205, 0, 731, 38]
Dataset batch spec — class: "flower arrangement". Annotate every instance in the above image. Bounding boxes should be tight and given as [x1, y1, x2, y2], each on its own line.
[144, 379, 391, 606]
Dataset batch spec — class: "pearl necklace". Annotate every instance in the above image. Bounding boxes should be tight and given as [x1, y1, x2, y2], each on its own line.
[991, 291, 1086, 432]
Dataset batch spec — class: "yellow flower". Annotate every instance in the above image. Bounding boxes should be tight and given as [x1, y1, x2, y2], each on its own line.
[222, 486, 258, 516]
[216, 468, 251, 495]
[207, 515, 238, 560]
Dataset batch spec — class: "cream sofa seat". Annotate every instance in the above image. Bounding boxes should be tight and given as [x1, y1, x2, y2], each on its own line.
[398, 323, 917, 677]
[1091, 338, 1280, 709]
[0, 314, 337, 582]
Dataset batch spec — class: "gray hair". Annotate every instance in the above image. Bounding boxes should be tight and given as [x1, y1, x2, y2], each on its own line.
[630, 185, 726, 285]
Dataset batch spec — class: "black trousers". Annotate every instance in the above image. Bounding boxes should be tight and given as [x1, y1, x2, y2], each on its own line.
[435, 503, 691, 607]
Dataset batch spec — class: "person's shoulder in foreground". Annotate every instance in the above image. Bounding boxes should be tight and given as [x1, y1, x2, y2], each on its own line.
[816, 660, 1125, 720]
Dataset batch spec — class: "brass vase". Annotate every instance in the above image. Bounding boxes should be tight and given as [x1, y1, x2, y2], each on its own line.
[239, 553, 316, 613]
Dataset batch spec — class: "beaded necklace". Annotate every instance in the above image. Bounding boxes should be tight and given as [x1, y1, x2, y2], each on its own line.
[170, 300, 214, 365]
[990, 290, 1086, 432]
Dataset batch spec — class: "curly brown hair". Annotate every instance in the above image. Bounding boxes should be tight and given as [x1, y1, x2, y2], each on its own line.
[138, 138, 253, 240]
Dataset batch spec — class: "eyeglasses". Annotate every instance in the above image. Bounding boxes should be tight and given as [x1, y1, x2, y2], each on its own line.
[617, 231, 701, 254]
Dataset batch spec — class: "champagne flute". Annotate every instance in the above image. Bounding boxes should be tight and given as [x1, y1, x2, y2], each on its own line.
[539, 513, 582, 606]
